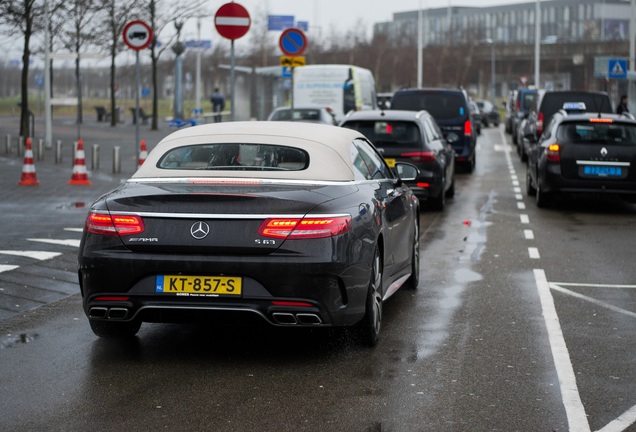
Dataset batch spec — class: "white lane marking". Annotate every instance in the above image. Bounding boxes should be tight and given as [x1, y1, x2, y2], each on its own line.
[548, 282, 636, 432]
[514, 187, 522, 193]
[550, 283, 636, 289]
[529, 247, 540, 259]
[0, 265, 20, 273]
[534, 269, 591, 432]
[597, 405, 636, 432]
[520, 214, 530, 224]
[27, 239, 81, 248]
[512, 180, 520, 186]
[64, 228, 83, 233]
[550, 284, 636, 319]
[515, 194, 523, 200]
[517, 202, 526, 210]
[0, 250, 62, 260]
[511, 175, 518, 180]
[524, 230, 535, 240]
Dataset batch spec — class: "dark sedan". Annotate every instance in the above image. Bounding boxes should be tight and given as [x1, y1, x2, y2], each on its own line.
[78, 122, 421, 346]
[341, 109, 456, 211]
[526, 103, 636, 207]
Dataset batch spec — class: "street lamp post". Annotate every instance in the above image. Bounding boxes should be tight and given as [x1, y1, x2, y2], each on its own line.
[485, 38, 495, 102]
[490, 41, 495, 103]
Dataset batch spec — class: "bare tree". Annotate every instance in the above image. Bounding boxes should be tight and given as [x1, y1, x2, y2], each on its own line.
[100, 0, 138, 126]
[145, 0, 207, 130]
[0, 0, 42, 137]
[59, 0, 105, 125]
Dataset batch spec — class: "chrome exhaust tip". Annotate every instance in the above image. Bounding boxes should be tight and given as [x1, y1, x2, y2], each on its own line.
[89, 307, 108, 319]
[272, 312, 297, 325]
[296, 313, 323, 325]
[107, 308, 129, 320]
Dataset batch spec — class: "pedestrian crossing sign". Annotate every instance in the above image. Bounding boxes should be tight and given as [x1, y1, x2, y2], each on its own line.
[608, 58, 627, 79]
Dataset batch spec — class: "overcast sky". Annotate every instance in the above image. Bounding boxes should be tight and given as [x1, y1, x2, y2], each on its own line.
[233, 0, 533, 34]
[1, 0, 534, 63]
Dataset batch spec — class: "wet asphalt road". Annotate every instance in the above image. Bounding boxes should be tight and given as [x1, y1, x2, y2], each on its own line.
[1, 122, 636, 431]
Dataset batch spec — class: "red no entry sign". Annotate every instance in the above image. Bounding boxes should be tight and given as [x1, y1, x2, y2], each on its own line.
[215, 3, 251, 40]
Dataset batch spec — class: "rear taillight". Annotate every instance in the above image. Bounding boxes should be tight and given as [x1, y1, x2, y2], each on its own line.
[401, 151, 435, 162]
[546, 143, 560, 162]
[537, 112, 544, 135]
[86, 212, 145, 236]
[464, 119, 472, 136]
[258, 216, 351, 239]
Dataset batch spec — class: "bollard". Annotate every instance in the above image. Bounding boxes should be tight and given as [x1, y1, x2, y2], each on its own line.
[92, 144, 100, 170]
[55, 140, 63, 164]
[38, 138, 44, 161]
[18, 136, 24, 158]
[113, 146, 121, 174]
[5, 134, 10, 155]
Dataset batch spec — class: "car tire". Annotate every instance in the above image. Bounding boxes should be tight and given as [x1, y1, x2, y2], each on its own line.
[518, 142, 527, 162]
[405, 220, 420, 290]
[535, 184, 552, 208]
[430, 186, 446, 211]
[357, 248, 383, 347]
[445, 177, 456, 198]
[526, 165, 536, 196]
[89, 319, 141, 338]
[465, 153, 476, 173]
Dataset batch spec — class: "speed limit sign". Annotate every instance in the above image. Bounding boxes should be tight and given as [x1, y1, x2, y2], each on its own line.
[123, 20, 153, 51]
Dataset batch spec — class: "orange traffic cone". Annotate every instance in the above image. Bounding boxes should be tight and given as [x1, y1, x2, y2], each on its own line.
[138, 139, 148, 168]
[68, 138, 92, 185]
[18, 137, 40, 186]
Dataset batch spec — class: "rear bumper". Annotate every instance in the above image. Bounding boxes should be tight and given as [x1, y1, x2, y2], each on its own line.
[79, 247, 372, 328]
[540, 165, 636, 195]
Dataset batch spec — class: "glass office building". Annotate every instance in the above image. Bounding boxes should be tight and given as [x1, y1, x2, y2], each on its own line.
[374, 0, 632, 47]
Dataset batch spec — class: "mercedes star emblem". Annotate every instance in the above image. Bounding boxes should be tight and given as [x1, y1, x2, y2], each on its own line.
[190, 221, 210, 239]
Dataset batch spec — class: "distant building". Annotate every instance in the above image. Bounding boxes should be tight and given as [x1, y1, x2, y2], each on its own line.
[374, 0, 631, 46]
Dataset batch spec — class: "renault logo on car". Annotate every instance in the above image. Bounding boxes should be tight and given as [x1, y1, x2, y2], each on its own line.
[190, 221, 210, 239]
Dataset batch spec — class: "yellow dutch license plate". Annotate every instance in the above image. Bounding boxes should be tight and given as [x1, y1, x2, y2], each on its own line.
[156, 275, 242, 296]
[384, 158, 396, 168]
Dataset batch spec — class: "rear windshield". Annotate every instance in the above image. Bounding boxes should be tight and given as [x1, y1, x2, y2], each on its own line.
[392, 92, 467, 119]
[557, 121, 636, 145]
[270, 109, 322, 121]
[342, 121, 422, 149]
[541, 93, 612, 122]
[521, 92, 538, 111]
[157, 143, 309, 171]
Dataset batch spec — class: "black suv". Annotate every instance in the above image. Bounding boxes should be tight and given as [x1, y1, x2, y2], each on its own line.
[526, 102, 636, 207]
[341, 110, 456, 210]
[391, 88, 477, 172]
[520, 90, 613, 161]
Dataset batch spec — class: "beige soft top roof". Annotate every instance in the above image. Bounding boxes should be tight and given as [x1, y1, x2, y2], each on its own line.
[133, 121, 366, 181]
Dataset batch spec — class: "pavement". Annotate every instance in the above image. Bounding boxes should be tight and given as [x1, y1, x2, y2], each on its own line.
[0, 113, 180, 324]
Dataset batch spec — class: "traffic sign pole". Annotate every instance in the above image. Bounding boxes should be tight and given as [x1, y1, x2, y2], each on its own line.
[122, 20, 152, 166]
[215, 3, 251, 122]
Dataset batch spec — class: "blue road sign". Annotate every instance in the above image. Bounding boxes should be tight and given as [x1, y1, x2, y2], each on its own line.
[279, 28, 307, 56]
[268, 15, 294, 31]
[282, 66, 292, 78]
[609, 58, 627, 79]
[297, 21, 309, 32]
[184, 40, 212, 49]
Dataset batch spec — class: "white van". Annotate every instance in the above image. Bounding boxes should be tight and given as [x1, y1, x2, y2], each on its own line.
[292, 65, 377, 122]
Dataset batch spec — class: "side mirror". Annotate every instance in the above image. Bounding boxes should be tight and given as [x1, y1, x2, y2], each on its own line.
[394, 162, 419, 181]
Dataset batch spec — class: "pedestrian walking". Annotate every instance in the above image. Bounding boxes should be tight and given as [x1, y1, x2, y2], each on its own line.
[616, 94, 629, 114]
[210, 88, 225, 123]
